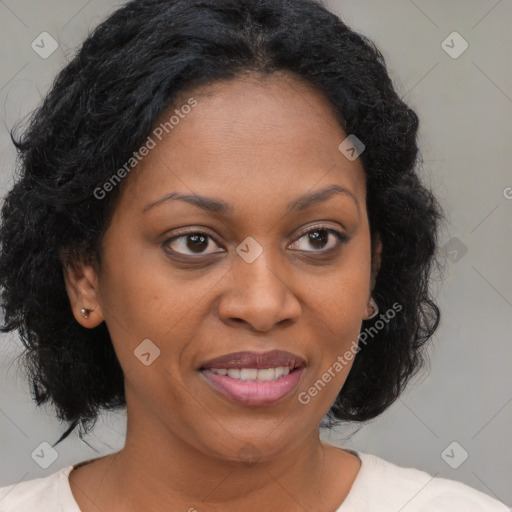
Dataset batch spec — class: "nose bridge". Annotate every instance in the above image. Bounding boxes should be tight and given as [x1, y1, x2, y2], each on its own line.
[234, 238, 288, 299]
[218, 237, 300, 330]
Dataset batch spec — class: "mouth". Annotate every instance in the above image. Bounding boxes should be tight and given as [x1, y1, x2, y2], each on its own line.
[199, 350, 306, 406]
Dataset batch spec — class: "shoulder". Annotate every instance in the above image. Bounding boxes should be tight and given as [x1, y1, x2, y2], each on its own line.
[0, 466, 78, 512]
[347, 450, 510, 511]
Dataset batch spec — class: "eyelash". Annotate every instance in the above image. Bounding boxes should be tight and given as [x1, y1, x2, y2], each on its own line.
[162, 224, 348, 259]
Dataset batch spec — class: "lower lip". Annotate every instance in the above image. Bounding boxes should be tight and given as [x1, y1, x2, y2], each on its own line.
[200, 367, 305, 406]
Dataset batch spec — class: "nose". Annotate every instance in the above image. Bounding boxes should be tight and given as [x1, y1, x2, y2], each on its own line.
[217, 248, 302, 333]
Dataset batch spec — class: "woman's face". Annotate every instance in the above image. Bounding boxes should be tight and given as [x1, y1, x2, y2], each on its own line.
[68, 72, 380, 462]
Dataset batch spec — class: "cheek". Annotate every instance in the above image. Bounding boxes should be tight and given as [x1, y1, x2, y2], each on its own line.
[97, 238, 220, 370]
[299, 276, 367, 412]
[306, 238, 372, 320]
[300, 238, 371, 374]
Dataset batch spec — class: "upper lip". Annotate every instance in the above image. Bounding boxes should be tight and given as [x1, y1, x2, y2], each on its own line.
[200, 350, 306, 370]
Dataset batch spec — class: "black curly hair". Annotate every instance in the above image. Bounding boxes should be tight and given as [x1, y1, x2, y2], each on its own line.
[0, 0, 443, 446]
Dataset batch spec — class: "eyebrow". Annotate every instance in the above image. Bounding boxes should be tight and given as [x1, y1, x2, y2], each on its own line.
[142, 184, 359, 215]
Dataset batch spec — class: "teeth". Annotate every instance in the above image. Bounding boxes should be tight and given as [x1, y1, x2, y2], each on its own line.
[275, 366, 287, 378]
[240, 368, 258, 380]
[257, 368, 276, 381]
[227, 369, 240, 379]
[210, 366, 291, 381]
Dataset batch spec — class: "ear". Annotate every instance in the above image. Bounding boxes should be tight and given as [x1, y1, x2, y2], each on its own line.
[58, 248, 105, 328]
[363, 233, 383, 320]
[370, 232, 383, 291]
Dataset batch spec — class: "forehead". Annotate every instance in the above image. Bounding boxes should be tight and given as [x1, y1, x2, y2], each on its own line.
[119, 72, 366, 214]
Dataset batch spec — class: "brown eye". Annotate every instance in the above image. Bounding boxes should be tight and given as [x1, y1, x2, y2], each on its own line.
[289, 226, 347, 252]
[164, 232, 224, 256]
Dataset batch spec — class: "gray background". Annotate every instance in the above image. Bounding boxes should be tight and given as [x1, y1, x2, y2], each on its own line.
[0, 0, 511, 507]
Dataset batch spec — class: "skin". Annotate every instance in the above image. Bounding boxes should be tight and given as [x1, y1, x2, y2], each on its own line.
[61, 71, 382, 512]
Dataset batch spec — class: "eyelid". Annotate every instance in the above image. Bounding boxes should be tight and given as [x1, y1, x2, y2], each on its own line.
[165, 222, 346, 242]
[170, 226, 219, 239]
[292, 222, 346, 241]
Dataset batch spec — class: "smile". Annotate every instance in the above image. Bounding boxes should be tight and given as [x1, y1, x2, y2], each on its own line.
[208, 366, 291, 380]
[200, 366, 305, 406]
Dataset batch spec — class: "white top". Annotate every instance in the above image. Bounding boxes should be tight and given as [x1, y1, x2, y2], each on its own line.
[0, 449, 509, 511]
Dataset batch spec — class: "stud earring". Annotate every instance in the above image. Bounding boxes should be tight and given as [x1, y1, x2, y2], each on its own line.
[80, 308, 90, 319]
[366, 297, 379, 319]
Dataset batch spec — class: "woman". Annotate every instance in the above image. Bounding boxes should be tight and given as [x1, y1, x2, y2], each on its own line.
[0, 0, 509, 510]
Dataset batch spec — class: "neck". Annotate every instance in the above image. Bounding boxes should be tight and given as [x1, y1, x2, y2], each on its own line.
[71, 386, 359, 512]
[109, 417, 327, 511]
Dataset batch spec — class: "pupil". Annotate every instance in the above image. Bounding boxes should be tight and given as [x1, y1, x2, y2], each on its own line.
[309, 230, 327, 249]
[188, 234, 207, 252]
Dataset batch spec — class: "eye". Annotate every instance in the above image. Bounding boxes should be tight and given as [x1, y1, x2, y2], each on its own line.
[288, 225, 347, 252]
[163, 229, 224, 257]
[163, 224, 348, 259]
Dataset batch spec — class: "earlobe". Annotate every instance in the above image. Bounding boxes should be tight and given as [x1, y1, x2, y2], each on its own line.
[59, 252, 104, 328]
